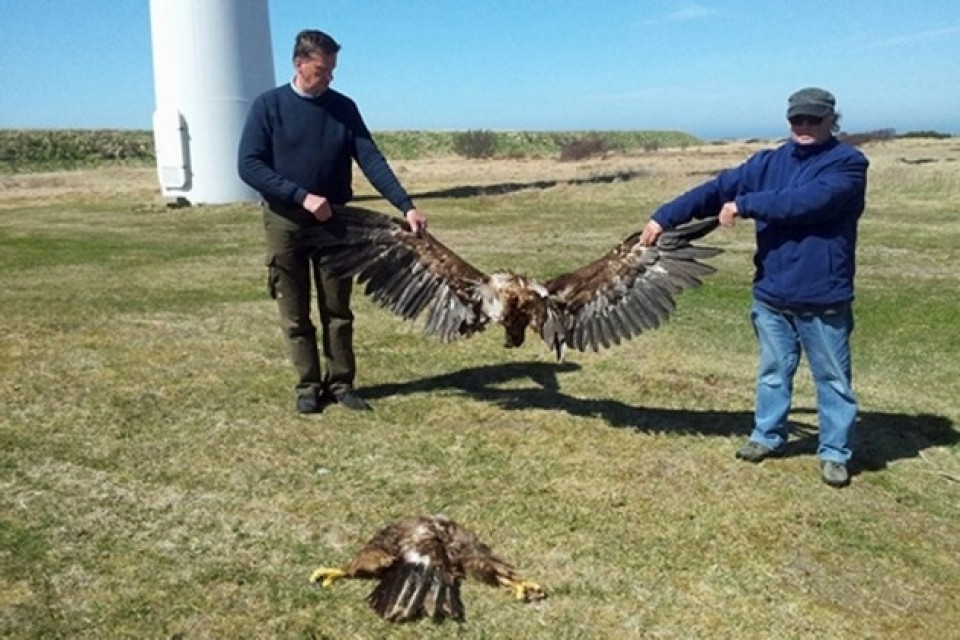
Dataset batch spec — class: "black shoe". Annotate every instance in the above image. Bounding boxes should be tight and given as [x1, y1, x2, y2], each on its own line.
[735, 440, 785, 463]
[820, 460, 850, 488]
[334, 389, 372, 411]
[296, 394, 322, 415]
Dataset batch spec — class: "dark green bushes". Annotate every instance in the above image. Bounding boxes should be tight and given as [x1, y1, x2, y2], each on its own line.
[452, 129, 498, 158]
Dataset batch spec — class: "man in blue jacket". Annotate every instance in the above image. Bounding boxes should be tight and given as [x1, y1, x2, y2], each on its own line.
[639, 88, 869, 487]
[239, 29, 427, 415]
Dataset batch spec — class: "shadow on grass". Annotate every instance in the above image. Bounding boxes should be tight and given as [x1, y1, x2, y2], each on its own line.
[362, 361, 958, 473]
[783, 408, 958, 474]
[353, 170, 646, 202]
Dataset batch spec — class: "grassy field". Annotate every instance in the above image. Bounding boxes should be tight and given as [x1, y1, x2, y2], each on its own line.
[1, 136, 958, 638]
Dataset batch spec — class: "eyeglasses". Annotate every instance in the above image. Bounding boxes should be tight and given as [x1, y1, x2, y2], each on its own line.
[789, 115, 824, 127]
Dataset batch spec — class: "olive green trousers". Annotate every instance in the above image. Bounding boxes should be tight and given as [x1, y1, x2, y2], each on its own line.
[261, 203, 356, 400]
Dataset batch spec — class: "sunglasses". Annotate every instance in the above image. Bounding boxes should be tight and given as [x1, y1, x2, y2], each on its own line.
[789, 115, 824, 126]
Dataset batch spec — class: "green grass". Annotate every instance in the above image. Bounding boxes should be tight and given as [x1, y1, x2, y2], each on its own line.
[1, 140, 959, 638]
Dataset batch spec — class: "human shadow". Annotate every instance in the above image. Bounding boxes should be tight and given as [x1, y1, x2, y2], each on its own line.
[353, 170, 646, 202]
[362, 361, 958, 473]
[780, 407, 958, 474]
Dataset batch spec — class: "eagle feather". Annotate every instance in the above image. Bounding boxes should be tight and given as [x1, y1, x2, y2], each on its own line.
[309, 514, 545, 623]
[304, 206, 721, 359]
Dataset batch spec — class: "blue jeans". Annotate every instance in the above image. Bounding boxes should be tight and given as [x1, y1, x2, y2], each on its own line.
[748, 299, 857, 463]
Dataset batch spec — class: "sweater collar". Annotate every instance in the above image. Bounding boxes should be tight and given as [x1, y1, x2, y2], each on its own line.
[290, 79, 326, 99]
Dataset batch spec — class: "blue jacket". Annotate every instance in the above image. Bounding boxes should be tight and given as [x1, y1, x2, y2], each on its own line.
[652, 138, 868, 308]
[237, 84, 413, 214]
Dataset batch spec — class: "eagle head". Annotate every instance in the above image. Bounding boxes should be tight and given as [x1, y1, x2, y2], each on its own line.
[491, 273, 566, 359]
[501, 313, 530, 349]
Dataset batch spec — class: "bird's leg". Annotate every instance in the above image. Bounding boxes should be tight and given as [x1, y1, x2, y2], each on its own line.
[309, 567, 346, 587]
[503, 577, 547, 601]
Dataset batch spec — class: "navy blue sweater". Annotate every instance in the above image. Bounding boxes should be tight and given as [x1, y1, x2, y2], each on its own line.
[237, 83, 413, 213]
[652, 138, 868, 308]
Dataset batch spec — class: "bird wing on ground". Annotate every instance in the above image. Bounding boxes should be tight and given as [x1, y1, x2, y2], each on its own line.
[305, 206, 493, 343]
[310, 514, 544, 623]
[447, 520, 547, 602]
[360, 515, 463, 622]
[544, 216, 722, 353]
[344, 521, 408, 578]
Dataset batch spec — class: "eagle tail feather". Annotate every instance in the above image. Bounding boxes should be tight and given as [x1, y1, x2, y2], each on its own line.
[368, 563, 445, 623]
[422, 576, 465, 622]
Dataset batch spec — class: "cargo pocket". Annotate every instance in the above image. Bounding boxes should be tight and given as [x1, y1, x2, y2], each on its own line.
[265, 256, 281, 300]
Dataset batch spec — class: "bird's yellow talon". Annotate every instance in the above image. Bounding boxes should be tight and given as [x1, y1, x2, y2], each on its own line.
[508, 579, 545, 601]
[309, 567, 345, 587]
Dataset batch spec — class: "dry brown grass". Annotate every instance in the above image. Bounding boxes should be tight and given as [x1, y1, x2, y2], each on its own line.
[1, 137, 958, 638]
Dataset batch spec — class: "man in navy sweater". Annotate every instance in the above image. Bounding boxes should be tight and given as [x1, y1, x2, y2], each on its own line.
[639, 88, 869, 487]
[239, 29, 427, 415]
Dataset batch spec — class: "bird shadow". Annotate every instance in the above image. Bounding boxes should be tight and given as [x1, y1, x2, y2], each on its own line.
[353, 170, 647, 202]
[362, 361, 958, 474]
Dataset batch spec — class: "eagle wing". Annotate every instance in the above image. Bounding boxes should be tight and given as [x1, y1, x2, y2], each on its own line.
[447, 520, 547, 602]
[310, 514, 543, 623]
[305, 206, 493, 343]
[544, 216, 722, 353]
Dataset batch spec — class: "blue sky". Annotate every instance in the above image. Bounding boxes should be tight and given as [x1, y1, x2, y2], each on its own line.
[2, 1, 958, 139]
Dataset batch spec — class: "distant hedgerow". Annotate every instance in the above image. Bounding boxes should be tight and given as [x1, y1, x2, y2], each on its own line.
[453, 129, 498, 159]
[1, 129, 706, 174]
[559, 134, 608, 161]
[898, 130, 954, 140]
[0, 129, 154, 173]
[838, 128, 896, 147]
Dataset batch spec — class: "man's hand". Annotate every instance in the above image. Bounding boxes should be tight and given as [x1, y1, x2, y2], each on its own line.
[719, 201, 739, 228]
[303, 194, 332, 222]
[405, 208, 428, 234]
[639, 219, 663, 246]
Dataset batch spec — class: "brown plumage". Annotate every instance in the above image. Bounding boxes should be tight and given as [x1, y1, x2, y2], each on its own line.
[304, 206, 721, 359]
[309, 514, 545, 623]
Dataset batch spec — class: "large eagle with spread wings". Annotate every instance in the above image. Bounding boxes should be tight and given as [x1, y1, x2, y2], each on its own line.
[305, 207, 721, 359]
[309, 513, 545, 623]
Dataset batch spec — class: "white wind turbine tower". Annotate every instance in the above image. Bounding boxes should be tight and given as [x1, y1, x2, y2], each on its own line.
[148, 0, 276, 204]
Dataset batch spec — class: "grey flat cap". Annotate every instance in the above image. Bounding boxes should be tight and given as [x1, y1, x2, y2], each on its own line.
[787, 87, 836, 118]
